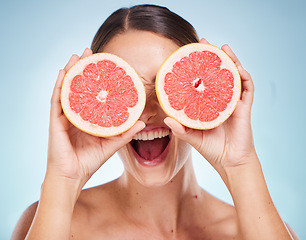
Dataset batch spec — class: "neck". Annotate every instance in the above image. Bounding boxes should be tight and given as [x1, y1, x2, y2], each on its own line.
[116, 158, 201, 234]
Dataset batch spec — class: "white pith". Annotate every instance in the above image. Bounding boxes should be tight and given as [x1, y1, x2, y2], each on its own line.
[61, 53, 146, 137]
[96, 90, 108, 103]
[156, 43, 241, 130]
[192, 78, 206, 92]
[133, 129, 170, 141]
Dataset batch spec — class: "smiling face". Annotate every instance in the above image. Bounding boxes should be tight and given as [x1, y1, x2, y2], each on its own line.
[103, 30, 192, 186]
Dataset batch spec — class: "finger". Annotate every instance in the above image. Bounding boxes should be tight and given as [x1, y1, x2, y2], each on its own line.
[199, 38, 210, 44]
[50, 69, 66, 118]
[109, 120, 146, 144]
[221, 44, 242, 67]
[121, 120, 146, 140]
[164, 117, 203, 150]
[63, 48, 92, 72]
[63, 54, 80, 72]
[49, 49, 93, 131]
[80, 48, 92, 59]
[238, 65, 254, 106]
[104, 121, 146, 155]
[55, 48, 92, 113]
[164, 117, 187, 135]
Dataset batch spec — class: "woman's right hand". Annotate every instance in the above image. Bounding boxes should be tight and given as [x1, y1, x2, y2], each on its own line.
[47, 48, 145, 188]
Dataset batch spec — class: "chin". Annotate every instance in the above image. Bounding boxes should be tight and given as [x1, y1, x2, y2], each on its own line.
[132, 166, 177, 187]
[117, 134, 192, 188]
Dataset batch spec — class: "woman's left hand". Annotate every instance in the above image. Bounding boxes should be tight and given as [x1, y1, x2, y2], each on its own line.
[164, 39, 258, 179]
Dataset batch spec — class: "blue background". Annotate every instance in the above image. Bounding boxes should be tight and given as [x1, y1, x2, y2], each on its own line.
[1, 0, 305, 239]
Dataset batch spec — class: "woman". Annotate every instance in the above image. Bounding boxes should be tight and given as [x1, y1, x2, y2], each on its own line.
[12, 4, 298, 239]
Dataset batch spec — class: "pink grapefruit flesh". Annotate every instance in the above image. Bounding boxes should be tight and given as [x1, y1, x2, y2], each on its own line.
[61, 53, 146, 137]
[156, 43, 241, 129]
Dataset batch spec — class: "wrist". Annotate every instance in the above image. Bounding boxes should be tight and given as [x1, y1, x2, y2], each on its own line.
[220, 156, 293, 239]
[41, 173, 83, 210]
[45, 161, 87, 187]
[221, 156, 272, 209]
[25, 173, 82, 239]
[218, 152, 261, 191]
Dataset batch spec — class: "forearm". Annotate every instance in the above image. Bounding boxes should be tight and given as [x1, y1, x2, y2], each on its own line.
[224, 157, 293, 240]
[25, 174, 82, 240]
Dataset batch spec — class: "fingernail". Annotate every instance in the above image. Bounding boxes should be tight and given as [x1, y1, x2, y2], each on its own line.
[164, 118, 171, 127]
[137, 121, 146, 130]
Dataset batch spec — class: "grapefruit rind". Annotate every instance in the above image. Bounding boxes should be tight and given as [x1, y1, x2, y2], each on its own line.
[156, 43, 241, 130]
[61, 53, 146, 137]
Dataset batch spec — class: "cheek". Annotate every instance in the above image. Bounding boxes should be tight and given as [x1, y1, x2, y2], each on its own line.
[171, 138, 192, 174]
[117, 145, 134, 172]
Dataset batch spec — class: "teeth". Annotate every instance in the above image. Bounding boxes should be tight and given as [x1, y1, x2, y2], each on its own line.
[133, 129, 170, 141]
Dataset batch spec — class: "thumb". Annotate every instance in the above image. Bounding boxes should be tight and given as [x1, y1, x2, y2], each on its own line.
[111, 120, 146, 145]
[121, 120, 146, 140]
[102, 121, 146, 160]
[164, 117, 187, 136]
[164, 117, 202, 150]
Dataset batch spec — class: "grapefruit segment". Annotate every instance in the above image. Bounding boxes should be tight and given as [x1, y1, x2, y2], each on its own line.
[61, 53, 146, 137]
[156, 43, 241, 129]
[83, 63, 100, 80]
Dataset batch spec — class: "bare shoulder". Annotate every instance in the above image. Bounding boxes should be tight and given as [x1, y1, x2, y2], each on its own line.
[73, 180, 120, 217]
[11, 181, 120, 240]
[286, 224, 300, 240]
[195, 190, 241, 239]
[198, 190, 299, 240]
[11, 201, 38, 240]
[70, 180, 123, 239]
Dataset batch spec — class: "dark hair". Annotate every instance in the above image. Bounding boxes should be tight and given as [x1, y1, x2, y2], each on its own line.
[91, 4, 199, 53]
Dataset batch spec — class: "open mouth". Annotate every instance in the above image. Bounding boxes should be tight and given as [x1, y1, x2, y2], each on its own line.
[130, 128, 171, 165]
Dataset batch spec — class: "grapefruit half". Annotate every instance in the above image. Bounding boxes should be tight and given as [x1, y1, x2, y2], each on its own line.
[61, 53, 146, 137]
[156, 43, 241, 129]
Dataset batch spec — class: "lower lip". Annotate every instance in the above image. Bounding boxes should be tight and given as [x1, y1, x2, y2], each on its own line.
[130, 137, 171, 167]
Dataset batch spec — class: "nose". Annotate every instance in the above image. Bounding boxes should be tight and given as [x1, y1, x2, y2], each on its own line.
[138, 91, 159, 123]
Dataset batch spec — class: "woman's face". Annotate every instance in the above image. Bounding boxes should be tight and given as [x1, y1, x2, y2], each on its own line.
[103, 30, 192, 186]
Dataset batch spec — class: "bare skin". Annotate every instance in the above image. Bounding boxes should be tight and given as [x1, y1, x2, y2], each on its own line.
[12, 30, 298, 240]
